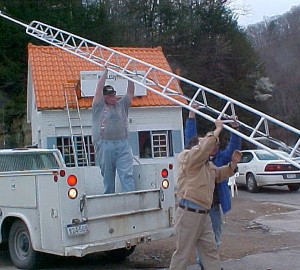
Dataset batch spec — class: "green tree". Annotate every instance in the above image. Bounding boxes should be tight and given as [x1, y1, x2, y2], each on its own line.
[0, 0, 88, 147]
[0, 0, 264, 146]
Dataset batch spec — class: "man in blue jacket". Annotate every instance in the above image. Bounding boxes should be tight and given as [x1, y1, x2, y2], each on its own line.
[184, 109, 241, 270]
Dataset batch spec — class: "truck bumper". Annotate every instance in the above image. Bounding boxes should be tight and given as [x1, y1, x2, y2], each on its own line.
[64, 227, 175, 257]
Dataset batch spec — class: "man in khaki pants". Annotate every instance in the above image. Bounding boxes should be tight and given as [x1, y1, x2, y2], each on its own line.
[169, 119, 241, 270]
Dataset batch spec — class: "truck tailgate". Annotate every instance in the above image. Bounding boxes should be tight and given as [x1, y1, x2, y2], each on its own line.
[62, 189, 173, 244]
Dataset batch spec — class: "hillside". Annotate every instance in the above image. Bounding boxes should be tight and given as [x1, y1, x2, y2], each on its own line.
[246, 5, 300, 129]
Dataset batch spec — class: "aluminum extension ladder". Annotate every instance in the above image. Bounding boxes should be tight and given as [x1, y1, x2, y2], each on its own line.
[63, 81, 89, 166]
[1, 11, 300, 168]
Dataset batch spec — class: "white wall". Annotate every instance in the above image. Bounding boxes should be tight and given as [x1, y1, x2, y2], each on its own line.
[32, 106, 183, 147]
[129, 106, 183, 132]
[31, 104, 184, 180]
[31, 109, 91, 148]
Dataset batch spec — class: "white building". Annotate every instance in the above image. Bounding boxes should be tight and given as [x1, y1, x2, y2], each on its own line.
[27, 44, 185, 169]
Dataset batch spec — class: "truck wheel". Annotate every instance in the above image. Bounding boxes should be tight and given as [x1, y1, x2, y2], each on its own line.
[9, 220, 40, 269]
[105, 246, 136, 261]
[288, 184, 300, 191]
[0, 242, 8, 251]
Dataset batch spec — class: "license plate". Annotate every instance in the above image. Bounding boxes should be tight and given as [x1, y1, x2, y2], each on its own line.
[286, 174, 297, 179]
[66, 222, 89, 236]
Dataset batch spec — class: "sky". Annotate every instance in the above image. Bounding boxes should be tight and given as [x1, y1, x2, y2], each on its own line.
[229, 0, 300, 26]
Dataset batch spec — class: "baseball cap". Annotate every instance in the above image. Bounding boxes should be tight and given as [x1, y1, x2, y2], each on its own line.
[103, 85, 116, 95]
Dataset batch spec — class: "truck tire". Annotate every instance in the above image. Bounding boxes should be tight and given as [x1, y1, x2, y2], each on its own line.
[0, 242, 8, 251]
[105, 246, 136, 261]
[9, 220, 40, 269]
[288, 184, 300, 191]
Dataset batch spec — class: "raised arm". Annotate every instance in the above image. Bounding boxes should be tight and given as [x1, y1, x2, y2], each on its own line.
[185, 121, 223, 172]
[217, 115, 242, 163]
[215, 150, 242, 183]
[184, 105, 199, 148]
[213, 119, 223, 138]
[184, 116, 197, 149]
[92, 68, 108, 105]
[126, 80, 135, 101]
[230, 150, 242, 170]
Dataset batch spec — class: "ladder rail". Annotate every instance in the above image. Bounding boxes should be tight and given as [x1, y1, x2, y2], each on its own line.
[64, 87, 78, 167]
[1, 11, 300, 168]
[63, 83, 89, 167]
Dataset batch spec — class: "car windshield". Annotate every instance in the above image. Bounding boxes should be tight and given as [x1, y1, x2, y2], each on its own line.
[255, 151, 288, 161]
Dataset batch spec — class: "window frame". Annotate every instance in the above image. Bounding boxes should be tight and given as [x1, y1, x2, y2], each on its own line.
[56, 135, 95, 167]
[138, 130, 173, 159]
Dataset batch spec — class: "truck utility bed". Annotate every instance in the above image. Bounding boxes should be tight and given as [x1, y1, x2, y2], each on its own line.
[0, 148, 175, 269]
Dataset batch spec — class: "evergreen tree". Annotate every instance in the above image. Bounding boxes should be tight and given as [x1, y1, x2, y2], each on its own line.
[0, 0, 264, 146]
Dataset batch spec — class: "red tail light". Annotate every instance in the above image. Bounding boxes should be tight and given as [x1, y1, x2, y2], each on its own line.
[265, 164, 297, 171]
[67, 175, 77, 186]
[161, 169, 168, 178]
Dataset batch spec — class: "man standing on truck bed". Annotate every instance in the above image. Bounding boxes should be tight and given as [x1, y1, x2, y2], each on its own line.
[92, 67, 136, 194]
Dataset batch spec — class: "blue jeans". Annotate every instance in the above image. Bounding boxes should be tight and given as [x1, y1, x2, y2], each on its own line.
[196, 204, 222, 268]
[95, 139, 135, 194]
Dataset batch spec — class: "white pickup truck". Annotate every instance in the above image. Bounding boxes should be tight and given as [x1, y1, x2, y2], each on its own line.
[0, 148, 175, 269]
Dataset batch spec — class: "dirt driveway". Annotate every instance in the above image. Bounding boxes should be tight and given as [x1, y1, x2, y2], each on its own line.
[125, 196, 300, 269]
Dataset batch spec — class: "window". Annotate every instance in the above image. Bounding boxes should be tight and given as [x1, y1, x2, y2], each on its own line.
[138, 130, 173, 158]
[0, 153, 60, 172]
[256, 151, 288, 161]
[240, 152, 253, 163]
[56, 136, 95, 167]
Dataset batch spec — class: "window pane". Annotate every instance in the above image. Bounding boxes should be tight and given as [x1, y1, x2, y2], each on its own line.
[153, 140, 159, 146]
[56, 136, 95, 167]
[152, 132, 168, 157]
[138, 131, 152, 158]
[168, 131, 174, 157]
[138, 130, 173, 159]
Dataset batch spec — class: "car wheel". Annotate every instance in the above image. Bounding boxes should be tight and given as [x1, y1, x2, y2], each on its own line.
[287, 184, 300, 191]
[246, 173, 259, 193]
[105, 246, 136, 261]
[9, 220, 40, 269]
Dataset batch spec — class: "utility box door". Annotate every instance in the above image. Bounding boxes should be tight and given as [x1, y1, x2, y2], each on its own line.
[0, 174, 37, 208]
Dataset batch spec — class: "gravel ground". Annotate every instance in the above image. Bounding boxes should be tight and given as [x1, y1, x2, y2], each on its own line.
[1, 196, 299, 269]
[125, 196, 300, 269]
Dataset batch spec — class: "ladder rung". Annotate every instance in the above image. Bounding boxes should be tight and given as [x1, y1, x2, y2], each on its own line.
[72, 133, 84, 136]
[76, 142, 84, 146]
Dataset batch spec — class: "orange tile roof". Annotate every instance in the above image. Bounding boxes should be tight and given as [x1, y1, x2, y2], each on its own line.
[28, 43, 184, 110]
